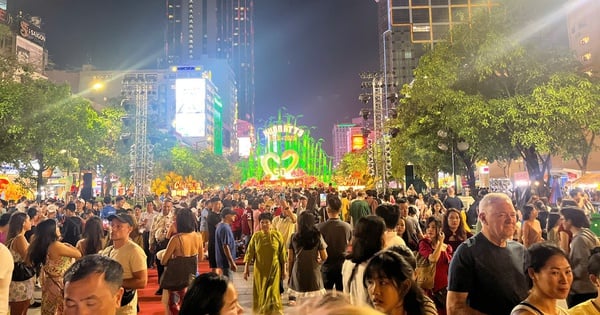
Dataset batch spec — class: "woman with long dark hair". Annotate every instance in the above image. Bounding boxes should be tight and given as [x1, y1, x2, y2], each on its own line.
[5, 212, 33, 315]
[160, 208, 204, 315]
[29, 219, 81, 315]
[76, 216, 106, 255]
[288, 211, 328, 304]
[61, 216, 82, 247]
[342, 215, 386, 306]
[364, 250, 437, 315]
[442, 208, 472, 252]
[179, 272, 243, 315]
[418, 216, 452, 314]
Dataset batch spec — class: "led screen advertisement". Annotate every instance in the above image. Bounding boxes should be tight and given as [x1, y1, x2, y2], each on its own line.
[175, 78, 206, 137]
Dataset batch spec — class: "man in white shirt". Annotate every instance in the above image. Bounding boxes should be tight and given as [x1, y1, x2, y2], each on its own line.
[0, 243, 14, 315]
[101, 214, 147, 315]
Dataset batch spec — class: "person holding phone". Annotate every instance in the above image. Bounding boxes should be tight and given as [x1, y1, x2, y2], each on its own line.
[418, 216, 452, 314]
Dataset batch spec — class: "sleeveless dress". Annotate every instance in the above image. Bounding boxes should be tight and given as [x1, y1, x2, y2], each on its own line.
[7, 238, 34, 302]
[41, 253, 74, 315]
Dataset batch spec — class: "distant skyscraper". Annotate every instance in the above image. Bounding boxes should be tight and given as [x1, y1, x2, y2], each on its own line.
[566, 0, 600, 77]
[332, 123, 354, 166]
[377, 0, 497, 89]
[165, 0, 255, 123]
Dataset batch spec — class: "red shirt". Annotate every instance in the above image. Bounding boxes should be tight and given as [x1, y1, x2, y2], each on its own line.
[241, 207, 253, 235]
[231, 207, 244, 231]
[418, 238, 453, 292]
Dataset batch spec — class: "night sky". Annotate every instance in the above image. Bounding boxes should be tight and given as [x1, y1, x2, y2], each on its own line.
[10, 0, 380, 154]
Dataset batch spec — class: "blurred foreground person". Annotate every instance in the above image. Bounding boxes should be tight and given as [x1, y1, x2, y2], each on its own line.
[510, 243, 571, 315]
[569, 248, 600, 314]
[0, 243, 13, 315]
[179, 272, 243, 315]
[364, 249, 437, 315]
[342, 215, 386, 306]
[63, 255, 124, 315]
[561, 206, 598, 307]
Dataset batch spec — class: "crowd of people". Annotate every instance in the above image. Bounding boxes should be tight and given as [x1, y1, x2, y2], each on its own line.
[0, 184, 599, 315]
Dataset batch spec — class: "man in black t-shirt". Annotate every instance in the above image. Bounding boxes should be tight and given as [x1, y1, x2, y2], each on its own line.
[206, 197, 223, 272]
[317, 195, 352, 291]
[447, 193, 528, 315]
[443, 187, 464, 210]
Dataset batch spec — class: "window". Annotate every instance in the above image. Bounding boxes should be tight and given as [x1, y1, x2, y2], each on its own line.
[580, 36, 590, 45]
[582, 53, 591, 62]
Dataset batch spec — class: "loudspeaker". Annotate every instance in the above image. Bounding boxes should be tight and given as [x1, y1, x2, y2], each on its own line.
[405, 165, 415, 189]
[81, 173, 93, 201]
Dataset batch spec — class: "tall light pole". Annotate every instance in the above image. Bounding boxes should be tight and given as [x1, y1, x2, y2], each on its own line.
[438, 130, 469, 193]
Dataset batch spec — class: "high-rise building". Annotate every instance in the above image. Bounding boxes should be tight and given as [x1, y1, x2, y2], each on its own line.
[332, 123, 355, 166]
[165, 0, 255, 123]
[566, 0, 600, 77]
[377, 0, 497, 89]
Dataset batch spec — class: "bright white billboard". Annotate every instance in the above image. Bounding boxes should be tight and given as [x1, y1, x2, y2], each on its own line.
[238, 137, 251, 157]
[175, 78, 206, 137]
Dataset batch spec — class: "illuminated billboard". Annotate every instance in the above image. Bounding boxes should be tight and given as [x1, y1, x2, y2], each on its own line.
[238, 137, 251, 157]
[175, 78, 206, 137]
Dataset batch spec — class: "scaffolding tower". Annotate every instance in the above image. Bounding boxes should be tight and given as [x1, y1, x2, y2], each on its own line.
[122, 74, 156, 204]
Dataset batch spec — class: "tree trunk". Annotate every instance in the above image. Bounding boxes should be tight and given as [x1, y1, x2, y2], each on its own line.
[35, 153, 44, 203]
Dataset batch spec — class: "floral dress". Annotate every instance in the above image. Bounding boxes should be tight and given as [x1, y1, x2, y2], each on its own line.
[7, 238, 34, 303]
[41, 253, 74, 315]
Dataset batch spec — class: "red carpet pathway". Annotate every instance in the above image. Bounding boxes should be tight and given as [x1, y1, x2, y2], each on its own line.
[138, 258, 245, 315]
[138, 261, 213, 315]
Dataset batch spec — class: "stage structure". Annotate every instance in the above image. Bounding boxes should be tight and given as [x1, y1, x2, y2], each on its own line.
[240, 112, 332, 186]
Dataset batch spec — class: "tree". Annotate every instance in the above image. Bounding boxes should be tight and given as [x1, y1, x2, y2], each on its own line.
[333, 150, 373, 188]
[197, 150, 234, 187]
[171, 146, 204, 179]
[396, 0, 590, 196]
[532, 73, 600, 174]
[3, 77, 106, 200]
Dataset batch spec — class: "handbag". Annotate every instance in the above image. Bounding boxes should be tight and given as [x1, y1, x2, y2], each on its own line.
[159, 236, 198, 291]
[13, 261, 36, 281]
[415, 248, 436, 290]
[120, 289, 136, 306]
[7, 238, 36, 281]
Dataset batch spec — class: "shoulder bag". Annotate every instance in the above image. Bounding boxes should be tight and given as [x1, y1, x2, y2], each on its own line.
[415, 243, 436, 290]
[8, 238, 36, 281]
[159, 235, 198, 291]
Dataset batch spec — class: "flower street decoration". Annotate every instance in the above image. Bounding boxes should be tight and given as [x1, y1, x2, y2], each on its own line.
[240, 110, 332, 186]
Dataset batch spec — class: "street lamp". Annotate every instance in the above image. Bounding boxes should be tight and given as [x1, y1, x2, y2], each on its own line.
[438, 130, 469, 193]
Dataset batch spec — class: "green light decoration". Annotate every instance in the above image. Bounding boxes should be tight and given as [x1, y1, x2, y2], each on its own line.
[240, 110, 333, 187]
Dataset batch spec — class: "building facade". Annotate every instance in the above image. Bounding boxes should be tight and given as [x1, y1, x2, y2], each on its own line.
[332, 123, 355, 166]
[165, 0, 255, 123]
[0, 8, 47, 77]
[46, 66, 229, 154]
[377, 0, 497, 89]
[566, 0, 600, 77]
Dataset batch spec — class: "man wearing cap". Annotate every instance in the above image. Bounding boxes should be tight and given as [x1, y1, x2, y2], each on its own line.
[46, 204, 58, 220]
[215, 207, 238, 279]
[100, 213, 147, 315]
